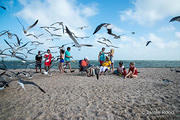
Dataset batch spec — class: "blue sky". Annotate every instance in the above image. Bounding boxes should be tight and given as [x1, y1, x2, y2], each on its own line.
[0, 0, 180, 60]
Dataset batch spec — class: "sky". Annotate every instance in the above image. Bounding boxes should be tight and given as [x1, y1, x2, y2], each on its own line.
[0, 0, 180, 60]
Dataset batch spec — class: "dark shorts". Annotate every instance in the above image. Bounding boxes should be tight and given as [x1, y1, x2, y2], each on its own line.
[35, 62, 41, 68]
[80, 66, 88, 71]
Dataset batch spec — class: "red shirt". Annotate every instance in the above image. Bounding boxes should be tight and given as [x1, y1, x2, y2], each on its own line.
[81, 60, 88, 67]
[129, 67, 138, 75]
[44, 53, 52, 66]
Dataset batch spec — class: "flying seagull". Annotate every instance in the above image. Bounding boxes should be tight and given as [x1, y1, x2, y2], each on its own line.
[77, 26, 88, 30]
[97, 41, 118, 48]
[146, 41, 152, 46]
[50, 22, 64, 34]
[44, 29, 62, 37]
[169, 16, 180, 22]
[26, 33, 44, 39]
[0, 6, 6, 10]
[93, 23, 120, 39]
[99, 37, 112, 44]
[65, 26, 93, 48]
[16, 17, 39, 34]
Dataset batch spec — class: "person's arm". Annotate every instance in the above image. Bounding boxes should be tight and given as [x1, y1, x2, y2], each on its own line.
[104, 52, 110, 54]
[125, 68, 131, 78]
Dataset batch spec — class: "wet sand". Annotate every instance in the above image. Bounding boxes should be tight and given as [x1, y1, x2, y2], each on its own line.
[0, 68, 180, 120]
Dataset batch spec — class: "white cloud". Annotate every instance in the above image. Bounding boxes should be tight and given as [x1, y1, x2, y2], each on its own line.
[120, 0, 180, 25]
[17, 0, 98, 26]
[175, 32, 180, 39]
[158, 25, 176, 32]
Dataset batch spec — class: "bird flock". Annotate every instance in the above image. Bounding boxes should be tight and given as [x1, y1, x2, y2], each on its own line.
[0, 5, 179, 93]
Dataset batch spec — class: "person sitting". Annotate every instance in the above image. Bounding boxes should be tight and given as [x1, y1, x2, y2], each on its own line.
[114, 61, 127, 77]
[99, 56, 111, 75]
[79, 57, 91, 76]
[125, 62, 138, 78]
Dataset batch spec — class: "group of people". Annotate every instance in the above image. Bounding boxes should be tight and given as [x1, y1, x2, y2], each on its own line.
[35, 47, 138, 78]
[35, 47, 75, 73]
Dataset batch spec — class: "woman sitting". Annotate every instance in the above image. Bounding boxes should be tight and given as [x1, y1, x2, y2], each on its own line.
[99, 56, 111, 75]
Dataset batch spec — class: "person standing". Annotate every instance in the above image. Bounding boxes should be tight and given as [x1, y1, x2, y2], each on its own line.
[35, 51, 42, 73]
[109, 49, 114, 72]
[65, 47, 74, 72]
[44, 49, 52, 72]
[98, 47, 109, 66]
[59, 49, 65, 73]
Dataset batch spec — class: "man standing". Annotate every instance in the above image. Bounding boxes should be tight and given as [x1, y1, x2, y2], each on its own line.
[35, 51, 42, 73]
[65, 47, 74, 72]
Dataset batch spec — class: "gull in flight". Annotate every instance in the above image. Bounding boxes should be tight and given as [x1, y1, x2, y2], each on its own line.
[146, 41, 152, 46]
[169, 16, 180, 22]
[65, 26, 93, 48]
[97, 41, 118, 48]
[16, 17, 39, 34]
[93, 23, 120, 39]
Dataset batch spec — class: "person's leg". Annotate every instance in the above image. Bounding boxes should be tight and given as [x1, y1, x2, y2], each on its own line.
[59, 62, 61, 71]
[99, 66, 103, 75]
[68, 62, 72, 72]
[111, 63, 114, 72]
[40, 66, 41, 73]
[36, 66, 38, 72]
[61, 62, 64, 73]
[131, 74, 137, 78]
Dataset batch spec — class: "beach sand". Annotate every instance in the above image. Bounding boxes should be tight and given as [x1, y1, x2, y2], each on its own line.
[0, 68, 180, 120]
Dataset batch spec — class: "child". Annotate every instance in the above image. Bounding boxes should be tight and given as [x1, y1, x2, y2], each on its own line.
[59, 49, 65, 73]
[99, 56, 111, 75]
[125, 62, 138, 78]
[117, 61, 127, 77]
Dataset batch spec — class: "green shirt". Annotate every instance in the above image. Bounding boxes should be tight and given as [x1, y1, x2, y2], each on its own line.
[65, 50, 71, 61]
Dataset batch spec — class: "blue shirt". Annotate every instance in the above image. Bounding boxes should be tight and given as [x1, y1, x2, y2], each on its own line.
[65, 51, 71, 61]
[100, 52, 105, 61]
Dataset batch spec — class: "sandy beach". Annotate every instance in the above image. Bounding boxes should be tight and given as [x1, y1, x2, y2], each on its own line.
[0, 68, 180, 120]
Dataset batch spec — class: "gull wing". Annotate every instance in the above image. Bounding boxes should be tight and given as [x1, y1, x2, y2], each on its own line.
[65, 26, 79, 45]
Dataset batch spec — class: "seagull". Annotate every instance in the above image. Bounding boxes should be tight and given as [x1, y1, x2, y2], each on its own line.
[0, 6, 6, 10]
[16, 17, 39, 34]
[169, 16, 180, 22]
[77, 26, 88, 30]
[97, 41, 118, 48]
[46, 38, 60, 41]
[44, 29, 62, 37]
[26, 33, 44, 39]
[49, 43, 72, 49]
[26, 48, 36, 55]
[0, 80, 10, 90]
[31, 41, 43, 46]
[65, 26, 93, 48]
[0, 30, 9, 37]
[93, 23, 120, 39]
[50, 22, 64, 34]
[99, 37, 112, 44]
[40, 26, 57, 29]
[146, 41, 152, 46]
[9, 71, 46, 93]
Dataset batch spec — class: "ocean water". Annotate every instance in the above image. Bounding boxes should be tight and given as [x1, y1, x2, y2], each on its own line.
[1, 60, 180, 69]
